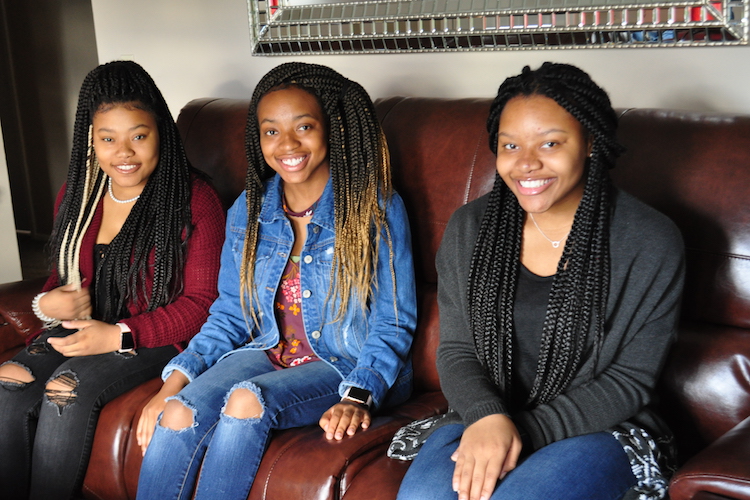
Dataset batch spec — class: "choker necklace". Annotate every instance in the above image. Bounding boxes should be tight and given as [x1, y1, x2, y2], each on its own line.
[107, 177, 140, 204]
[529, 213, 569, 249]
[282, 193, 319, 218]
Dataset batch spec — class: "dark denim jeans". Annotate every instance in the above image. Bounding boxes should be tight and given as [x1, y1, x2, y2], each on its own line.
[397, 423, 636, 500]
[0, 327, 176, 500]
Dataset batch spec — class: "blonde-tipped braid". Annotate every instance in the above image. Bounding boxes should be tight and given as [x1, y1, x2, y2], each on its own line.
[240, 62, 396, 335]
[328, 128, 392, 320]
[58, 125, 105, 290]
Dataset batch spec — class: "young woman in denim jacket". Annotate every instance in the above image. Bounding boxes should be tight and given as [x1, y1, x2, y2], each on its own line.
[136, 62, 417, 500]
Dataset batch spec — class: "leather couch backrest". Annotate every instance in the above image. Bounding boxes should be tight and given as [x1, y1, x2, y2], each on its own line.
[375, 97, 497, 392]
[177, 98, 250, 209]
[612, 108, 750, 329]
[176, 98, 750, 450]
[611, 108, 750, 454]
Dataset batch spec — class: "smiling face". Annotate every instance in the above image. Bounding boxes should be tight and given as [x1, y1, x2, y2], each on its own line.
[92, 103, 160, 199]
[257, 86, 330, 195]
[495, 95, 591, 217]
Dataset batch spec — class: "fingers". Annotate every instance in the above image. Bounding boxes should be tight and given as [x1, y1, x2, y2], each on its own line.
[43, 285, 92, 320]
[451, 414, 522, 500]
[137, 402, 161, 456]
[475, 459, 501, 500]
[67, 289, 92, 318]
[47, 334, 86, 357]
[46, 336, 72, 347]
[499, 438, 522, 480]
[137, 409, 149, 454]
[138, 376, 186, 455]
[320, 402, 370, 440]
[59, 283, 81, 292]
[318, 409, 332, 433]
[452, 452, 502, 500]
[47, 321, 120, 356]
[61, 319, 89, 330]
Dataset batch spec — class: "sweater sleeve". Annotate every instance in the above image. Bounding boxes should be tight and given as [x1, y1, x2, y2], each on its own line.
[436, 196, 511, 426]
[119, 178, 226, 349]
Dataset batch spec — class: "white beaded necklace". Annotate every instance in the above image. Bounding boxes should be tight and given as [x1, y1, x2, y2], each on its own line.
[107, 177, 140, 204]
[529, 213, 569, 249]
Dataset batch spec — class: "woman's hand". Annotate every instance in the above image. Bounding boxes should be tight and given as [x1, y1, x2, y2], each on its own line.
[319, 401, 371, 440]
[47, 320, 121, 356]
[39, 283, 92, 320]
[137, 372, 189, 456]
[452, 414, 523, 500]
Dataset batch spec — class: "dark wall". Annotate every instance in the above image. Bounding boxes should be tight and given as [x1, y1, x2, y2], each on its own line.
[0, 0, 98, 239]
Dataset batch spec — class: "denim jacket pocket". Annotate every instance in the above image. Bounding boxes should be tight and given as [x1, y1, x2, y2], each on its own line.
[253, 238, 276, 294]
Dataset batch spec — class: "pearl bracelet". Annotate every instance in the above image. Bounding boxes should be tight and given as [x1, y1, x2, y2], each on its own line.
[32, 292, 61, 326]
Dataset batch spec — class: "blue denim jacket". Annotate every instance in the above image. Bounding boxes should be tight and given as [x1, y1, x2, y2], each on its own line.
[164, 175, 417, 409]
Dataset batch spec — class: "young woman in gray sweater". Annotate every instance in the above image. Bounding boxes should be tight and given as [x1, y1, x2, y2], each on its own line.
[395, 63, 685, 500]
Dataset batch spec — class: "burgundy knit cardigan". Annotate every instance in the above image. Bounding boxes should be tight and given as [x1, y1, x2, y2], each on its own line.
[32, 175, 226, 351]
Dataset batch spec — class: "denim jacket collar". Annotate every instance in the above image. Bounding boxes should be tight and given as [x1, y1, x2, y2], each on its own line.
[258, 174, 336, 233]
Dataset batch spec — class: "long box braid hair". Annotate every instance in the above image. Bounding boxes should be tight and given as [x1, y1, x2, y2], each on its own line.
[470, 62, 626, 411]
[241, 62, 395, 334]
[49, 60, 193, 323]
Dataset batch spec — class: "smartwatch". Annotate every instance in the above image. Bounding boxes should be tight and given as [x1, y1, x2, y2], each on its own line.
[342, 386, 373, 410]
[117, 323, 135, 353]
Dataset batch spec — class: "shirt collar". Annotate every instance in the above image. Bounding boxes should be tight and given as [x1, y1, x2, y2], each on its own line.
[258, 174, 335, 232]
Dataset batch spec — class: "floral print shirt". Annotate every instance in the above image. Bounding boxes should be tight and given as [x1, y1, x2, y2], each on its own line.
[267, 256, 320, 369]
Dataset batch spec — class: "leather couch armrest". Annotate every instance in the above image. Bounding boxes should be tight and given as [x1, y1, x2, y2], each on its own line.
[0, 277, 46, 354]
[670, 416, 750, 500]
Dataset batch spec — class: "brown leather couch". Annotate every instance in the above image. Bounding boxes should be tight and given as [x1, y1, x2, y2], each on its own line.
[1, 97, 749, 500]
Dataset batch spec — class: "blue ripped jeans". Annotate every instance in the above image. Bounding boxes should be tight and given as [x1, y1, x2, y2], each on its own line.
[397, 423, 636, 500]
[136, 349, 343, 500]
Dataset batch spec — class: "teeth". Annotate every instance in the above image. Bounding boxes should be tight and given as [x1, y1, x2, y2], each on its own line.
[117, 164, 137, 171]
[281, 157, 304, 167]
[519, 179, 550, 188]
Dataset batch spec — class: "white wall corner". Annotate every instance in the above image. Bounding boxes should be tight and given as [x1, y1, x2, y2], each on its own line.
[0, 120, 23, 284]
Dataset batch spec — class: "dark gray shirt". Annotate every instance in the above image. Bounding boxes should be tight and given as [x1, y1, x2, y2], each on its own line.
[436, 188, 685, 451]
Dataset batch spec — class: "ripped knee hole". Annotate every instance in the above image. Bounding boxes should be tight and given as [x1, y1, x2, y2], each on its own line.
[224, 387, 263, 419]
[0, 363, 35, 385]
[160, 399, 195, 431]
[45, 372, 78, 408]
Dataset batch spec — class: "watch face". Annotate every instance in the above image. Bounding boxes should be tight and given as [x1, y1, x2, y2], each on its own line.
[121, 332, 135, 350]
[347, 387, 371, 402]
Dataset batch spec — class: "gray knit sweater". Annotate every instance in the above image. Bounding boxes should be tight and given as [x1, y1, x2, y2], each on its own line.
[436, 188, 685, 452]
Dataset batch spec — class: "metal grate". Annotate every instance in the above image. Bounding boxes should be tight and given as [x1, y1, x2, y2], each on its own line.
[247, 0, 749, 54]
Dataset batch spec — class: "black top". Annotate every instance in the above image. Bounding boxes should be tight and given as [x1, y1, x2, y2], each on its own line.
[93, 243, 110, 321]
[510, 266, 553, 411]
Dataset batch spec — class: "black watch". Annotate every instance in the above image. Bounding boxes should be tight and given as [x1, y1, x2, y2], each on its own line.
[342, 386, 372, 410]
[117, 324, 135, 353]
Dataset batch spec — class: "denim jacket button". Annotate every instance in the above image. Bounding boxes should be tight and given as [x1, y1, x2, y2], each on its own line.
[329, 356, 338, 362]
[311, 330, 321, 339]
[312, 226, 320, 233]
[303, 255, 313, 264]
[302, 290, 312, 298]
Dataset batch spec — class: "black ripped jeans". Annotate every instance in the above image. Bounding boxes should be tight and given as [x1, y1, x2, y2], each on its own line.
[0, 326, 177, 500]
